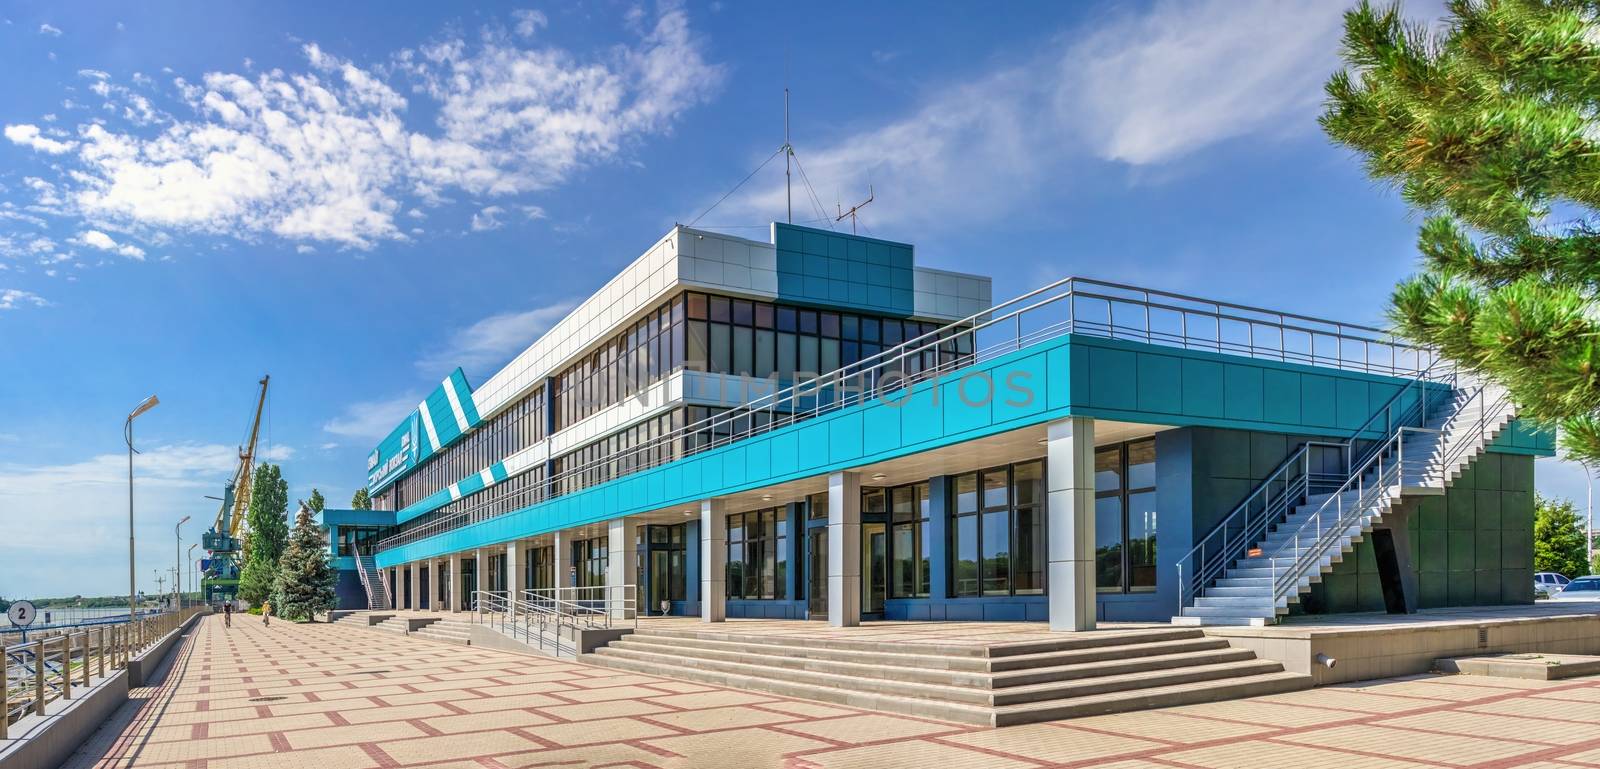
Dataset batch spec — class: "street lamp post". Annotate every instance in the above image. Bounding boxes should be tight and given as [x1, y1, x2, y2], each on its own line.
[126, 394, 159, 622]
[176, 515, 190, 611]
[187, 543, 198, 608]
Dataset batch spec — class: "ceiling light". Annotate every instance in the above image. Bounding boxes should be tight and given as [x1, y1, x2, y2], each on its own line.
[761, 494, 773, 502]
[870, 473, 887, 481]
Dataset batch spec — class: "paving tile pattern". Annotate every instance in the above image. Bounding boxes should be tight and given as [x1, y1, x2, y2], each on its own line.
[58, 615, 1600, 768]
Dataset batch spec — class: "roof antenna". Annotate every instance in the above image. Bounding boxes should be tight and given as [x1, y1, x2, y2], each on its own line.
[835, 185, 874, 235]
[784, 87, 792, 224]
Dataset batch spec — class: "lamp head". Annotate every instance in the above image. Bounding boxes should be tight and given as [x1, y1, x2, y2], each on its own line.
[129, 394, 160, 420]
[178, 515, 191, 525]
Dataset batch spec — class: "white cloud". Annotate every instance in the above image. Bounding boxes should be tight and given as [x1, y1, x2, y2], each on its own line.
[706, 0, 1342, 231]
[470, 205, 505, 231]
[418, 300, 576, 377]
[7, 6, 723, 251]
[0, 289, 48, 309]
[512, 9, 548, 38]
[38, 23, 61, 36]
[295, 244, 315, 254]
[4, 124, 76, 154]
[75, 229, 146, 259]
[322, 394, 422, 441]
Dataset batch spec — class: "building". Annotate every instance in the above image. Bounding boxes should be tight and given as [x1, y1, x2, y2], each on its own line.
[321, 222, 1552, 630]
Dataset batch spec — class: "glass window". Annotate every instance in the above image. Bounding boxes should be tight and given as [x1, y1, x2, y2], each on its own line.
[954, 513, 979, 597]
[726, 507, 787, 600]
[732, 326, 754, 375]
[708, 296, 730, 323]
[755, 303, 774, 329]
[755, 329, 776, 380]
[1095, 439, 1158, 594]
[687, 292, 707, 320]
[776, 307, 797, 332]
[889, 481, 930, 599]
[732, 300, 753, 326]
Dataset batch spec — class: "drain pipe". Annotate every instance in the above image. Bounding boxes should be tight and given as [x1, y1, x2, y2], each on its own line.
[1314, 653, 1338, 669]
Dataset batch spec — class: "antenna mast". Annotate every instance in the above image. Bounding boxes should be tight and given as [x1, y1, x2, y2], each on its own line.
[784, 88, 792, 224]
[835, 185, 874, 235]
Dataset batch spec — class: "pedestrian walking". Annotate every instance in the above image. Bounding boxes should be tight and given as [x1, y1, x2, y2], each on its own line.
[262, 600, 271, 626]
[223, 600, 233, 628]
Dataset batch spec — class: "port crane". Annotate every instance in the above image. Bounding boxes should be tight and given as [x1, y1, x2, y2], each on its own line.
[200, 375, 269, 604]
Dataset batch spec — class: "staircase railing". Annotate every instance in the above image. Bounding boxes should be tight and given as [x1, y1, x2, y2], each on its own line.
[1176, 361, 1460, 611]
[472, 589, 573, 657]
[524, 585, 639, 630]
[1268, 378, 1514, 608]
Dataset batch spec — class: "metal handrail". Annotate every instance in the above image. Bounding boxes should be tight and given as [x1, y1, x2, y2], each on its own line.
[1176, 359, 1461, 610]
[1267, 377, 1513, 607]
[523, 585, 639, 630]
[2, 606, 202, 738]
[379, 277, 1432, 551]
[472, 589, 573, 657]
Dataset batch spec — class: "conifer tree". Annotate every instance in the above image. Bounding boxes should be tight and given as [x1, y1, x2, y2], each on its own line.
[237, 463, 290, 605]
[275, 503, 337, 621]
[307, 488, 325, 513]
[351, 487, 371, 510]
[1322, 0, 1600, 462]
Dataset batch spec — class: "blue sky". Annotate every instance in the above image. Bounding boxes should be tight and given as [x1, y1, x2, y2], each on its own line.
[0, 0, 1588, 599]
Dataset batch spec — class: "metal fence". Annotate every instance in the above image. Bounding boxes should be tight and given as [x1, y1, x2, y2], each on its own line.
[1, 606, 203, 738]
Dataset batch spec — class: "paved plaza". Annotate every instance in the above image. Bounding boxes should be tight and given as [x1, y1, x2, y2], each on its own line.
[61, 615, 1600, 768]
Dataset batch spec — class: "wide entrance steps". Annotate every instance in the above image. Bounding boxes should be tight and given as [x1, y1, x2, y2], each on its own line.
[412, 618, 473, 645]
[588, 625, 1309, 726]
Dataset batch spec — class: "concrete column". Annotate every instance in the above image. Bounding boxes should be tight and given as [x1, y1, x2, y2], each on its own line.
[553, 530, 570, 592]
[474, 548, 487, 608]
[608, 517, 639, 618]
[700, 499, 727, 623]
[408, 563, 421, 611]
[828, 471, 862, 628]
[507, 540, 525, 599]
[1047, 416, 1096, 631]
[447, 556, 463, 612]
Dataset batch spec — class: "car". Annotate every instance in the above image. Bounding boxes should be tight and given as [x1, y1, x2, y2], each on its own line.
[1535, 581, 1559, 599]
[1536, 572, 1571, 591]
[1549, 576, 1600, 601]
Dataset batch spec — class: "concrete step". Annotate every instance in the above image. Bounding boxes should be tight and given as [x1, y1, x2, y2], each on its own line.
[590, 643, 1284, 707]
[616, 631, 1233, 675]
[589, 647, 1309, 727]
[608, 635, 1253, 689]
[629, 625, 1208, 659]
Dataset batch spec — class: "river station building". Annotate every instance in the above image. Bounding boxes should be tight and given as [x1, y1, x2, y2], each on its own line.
[320, 223, 1552, 630]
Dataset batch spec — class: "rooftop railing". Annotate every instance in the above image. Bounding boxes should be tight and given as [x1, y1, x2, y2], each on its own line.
[378, 277, 1433, 552]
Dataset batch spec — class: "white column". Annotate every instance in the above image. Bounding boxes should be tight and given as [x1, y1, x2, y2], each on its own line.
[447, 555, 462, 612]
[607, 517, 639, 619]
[507, 540, 524, 599]
[408, 563, 420, 611]
[553, 530, 570, 592]
[700, 500, 727, 623]
[474, 548, 487, 608]
[1047, 417, 1097, 631]
[828, 471, 862, 628]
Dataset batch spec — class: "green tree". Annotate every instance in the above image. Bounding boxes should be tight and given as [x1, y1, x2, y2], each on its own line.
[1321, 0, 1600, 462]
[307, 488, 325, 513]
[274, 503, 337, 621]
[1534, 494, 1588, 578]
[350, 487, 371, 510]
[237, 463, 290, 605]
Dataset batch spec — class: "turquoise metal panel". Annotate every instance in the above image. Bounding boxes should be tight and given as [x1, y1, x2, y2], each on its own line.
[1087, 347, 1138, 411]
[1335, 379, 1368, 431]
[830, 412, 865, 464]
[1180, 359, 1224, 419]
[1137, 355, 1182, 415]
[990, 354, 1048, 423]
[1299, 376, 1336, 428]
[942, 374, 993, 434]
[772, 223, 914, 316]
[1223, 364, 1264, 422]
[366, 367, 482, 494]
[1262, 369, 1301, 424]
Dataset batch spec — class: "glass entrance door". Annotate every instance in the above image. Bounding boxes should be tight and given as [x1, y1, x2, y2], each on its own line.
[807, 528, 828, 619]
[649, 550, 669, 614]
[863, 523, 887, 616]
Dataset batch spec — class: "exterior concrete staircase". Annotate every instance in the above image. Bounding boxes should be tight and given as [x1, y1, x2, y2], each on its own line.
[1176, 376, 1515, 627]
[588, 625, 1309, 726]
[411, 618, 473, 645]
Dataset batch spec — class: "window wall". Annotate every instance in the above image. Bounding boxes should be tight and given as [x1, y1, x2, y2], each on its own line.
[390, 385, 546, 509]
[888, 482, 931, 598]
[951, 461, 1045, 597]
[1095, 439, 1157, 594]
[387, 465, 546, 543]
[573, 538, 609, 589]
[337, 526, 387, 556]
[726, 507, 788, 600]
[526, 545, 553, 591]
